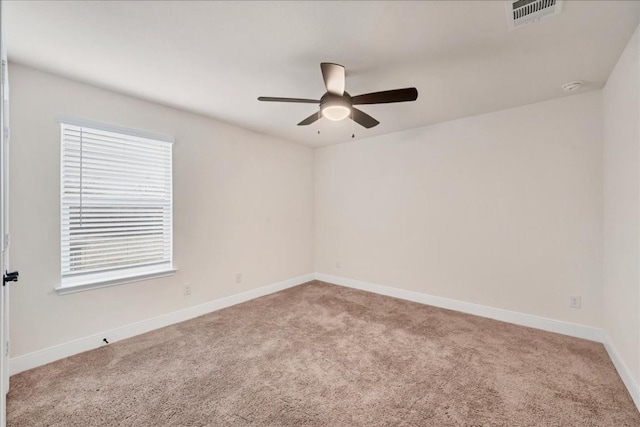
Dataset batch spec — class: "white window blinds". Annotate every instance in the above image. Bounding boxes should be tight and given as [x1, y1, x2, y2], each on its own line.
[60, 122, 173, 287]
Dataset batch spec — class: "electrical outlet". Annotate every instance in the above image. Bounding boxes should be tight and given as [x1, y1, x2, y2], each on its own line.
[336, 261, 341, 269]
[569, 295, 581, 309]
[183, 284, 191, 296]
[236, 273, 242, 284]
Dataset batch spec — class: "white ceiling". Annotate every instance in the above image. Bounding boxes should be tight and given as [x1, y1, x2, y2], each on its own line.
[5, 1, 639, 147]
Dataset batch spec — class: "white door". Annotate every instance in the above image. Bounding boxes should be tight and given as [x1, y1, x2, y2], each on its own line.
[0, 1, 10, 425]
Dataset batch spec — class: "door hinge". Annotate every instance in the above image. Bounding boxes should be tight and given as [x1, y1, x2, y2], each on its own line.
[3, 234, 9, 250]
[5, 341, 9, 358]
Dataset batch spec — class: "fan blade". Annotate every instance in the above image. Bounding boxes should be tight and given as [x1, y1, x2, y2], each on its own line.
[351, 108, 379, 129]
[297, 111, 321, 126]
[320, 63, 345, 96]
[352, 88, 418, 105]
[258, 96, 319, 103]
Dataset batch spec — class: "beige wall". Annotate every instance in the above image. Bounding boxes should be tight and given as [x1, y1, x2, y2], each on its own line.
[603, 26, 640, 391]
[315, 91, 603, 327]
[8, 64, 314, 357]
[8, 44, 637, 382]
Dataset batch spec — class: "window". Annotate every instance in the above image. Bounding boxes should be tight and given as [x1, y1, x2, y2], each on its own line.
[59, 119, 174, 292]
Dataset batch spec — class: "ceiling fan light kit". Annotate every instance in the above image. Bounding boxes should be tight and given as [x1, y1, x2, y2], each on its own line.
[322, 104, 351, 121]
[320, 93, 352, 121]
[258, 62, 418, 129]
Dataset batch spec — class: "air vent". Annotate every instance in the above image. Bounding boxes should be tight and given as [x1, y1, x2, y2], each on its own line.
[506, 0, 563, 30]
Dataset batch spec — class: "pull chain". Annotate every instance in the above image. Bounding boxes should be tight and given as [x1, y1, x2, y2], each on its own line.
[351, 110, 355, 138]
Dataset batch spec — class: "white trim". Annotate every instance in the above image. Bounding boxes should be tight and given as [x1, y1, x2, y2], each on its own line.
[603, 332, 640, 411]
[10, 273, 314, 375]
[12, 271, 639, 414]
[55, 267, 177, 295]
[56, 115, 174, 143]
[314, 273, 604, 342]
[314, 273, 640, 411]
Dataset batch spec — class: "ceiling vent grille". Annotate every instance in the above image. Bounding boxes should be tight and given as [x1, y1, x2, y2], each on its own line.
[506, 0, 563, 30]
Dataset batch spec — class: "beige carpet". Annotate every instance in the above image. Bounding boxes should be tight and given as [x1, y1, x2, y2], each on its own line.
[7, 281, 640, 426]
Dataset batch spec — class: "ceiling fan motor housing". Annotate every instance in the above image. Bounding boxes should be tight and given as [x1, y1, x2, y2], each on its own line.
[320, 92, 352, 121]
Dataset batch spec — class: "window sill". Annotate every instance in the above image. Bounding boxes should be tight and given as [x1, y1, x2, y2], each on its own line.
[55, 267, 177, 295]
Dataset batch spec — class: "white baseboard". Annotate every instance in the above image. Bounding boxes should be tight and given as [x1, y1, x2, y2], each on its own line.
[315, 273, 640, 412]
[10, 273, 314, 375]
[11, 271, 639, 413]
[314, 273, 604, 342]
[603, 333, 640, 410]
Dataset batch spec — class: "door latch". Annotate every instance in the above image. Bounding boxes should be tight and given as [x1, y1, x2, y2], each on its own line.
[3, 270, 18, 286]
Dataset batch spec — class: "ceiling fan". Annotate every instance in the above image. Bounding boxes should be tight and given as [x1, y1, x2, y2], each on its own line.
[257, 63, 418, 129]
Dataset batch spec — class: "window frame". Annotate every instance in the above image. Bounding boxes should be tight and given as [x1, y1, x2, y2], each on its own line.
[56, 117, 175, 295]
